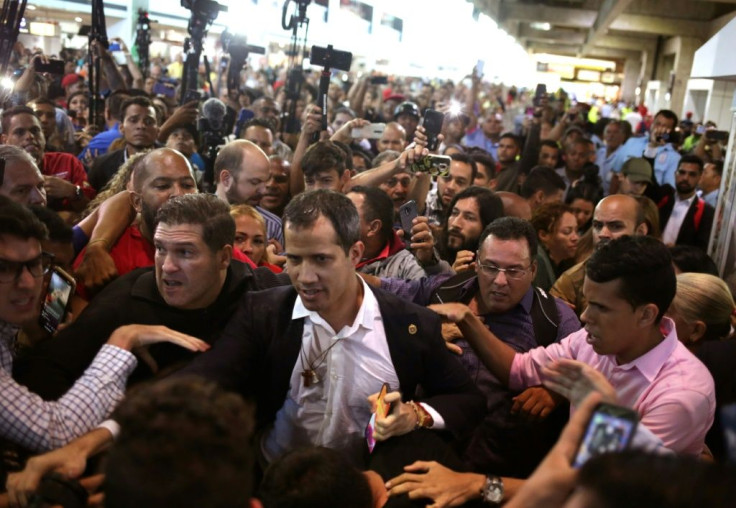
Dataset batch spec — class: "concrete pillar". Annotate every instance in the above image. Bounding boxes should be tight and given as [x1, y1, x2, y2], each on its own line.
[638, 48, 655, 104]
[621, 57, 641, 103]
[670, 36, 702, 116]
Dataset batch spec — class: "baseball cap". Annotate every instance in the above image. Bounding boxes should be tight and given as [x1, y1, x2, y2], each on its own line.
[622, 158, 653, 183]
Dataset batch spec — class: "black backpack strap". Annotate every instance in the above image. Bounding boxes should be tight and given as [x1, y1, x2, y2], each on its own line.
[529, 286, 560, 347]
[430, 270, 479, 305]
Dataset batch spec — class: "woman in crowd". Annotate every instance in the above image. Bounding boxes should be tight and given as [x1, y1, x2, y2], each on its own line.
[666, 272, 736, 461]
[531, 202, 579, 291]
[66, 91, 89, 131]
[230, 204, 282, 273]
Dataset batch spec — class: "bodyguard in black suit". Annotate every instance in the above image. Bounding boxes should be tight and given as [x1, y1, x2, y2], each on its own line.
[180, 190, 485, 468]
[658, 155, 715, 250]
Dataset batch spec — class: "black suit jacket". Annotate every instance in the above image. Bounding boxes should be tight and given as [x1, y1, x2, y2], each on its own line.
[181, 285, 485, 437]
[658, 187, 715, 250]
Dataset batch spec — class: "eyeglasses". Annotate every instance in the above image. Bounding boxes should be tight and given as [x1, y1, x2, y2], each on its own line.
[476, 260, 531, 280]
[0, 252, 53, 284]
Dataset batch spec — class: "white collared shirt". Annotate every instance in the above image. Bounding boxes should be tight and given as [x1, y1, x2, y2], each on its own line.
[263, 277, 401, 465]
[662, 193, 696, 246]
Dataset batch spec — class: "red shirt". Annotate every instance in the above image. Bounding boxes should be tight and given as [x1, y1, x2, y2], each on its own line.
[42, 151, 96, 210]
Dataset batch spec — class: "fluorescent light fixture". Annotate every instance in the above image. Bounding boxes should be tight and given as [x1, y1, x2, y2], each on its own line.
[74, 17, 82, 22]
[530, 22, 551, 31]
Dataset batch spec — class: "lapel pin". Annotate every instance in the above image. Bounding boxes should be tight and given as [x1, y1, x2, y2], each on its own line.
[408, 324, 418, 335]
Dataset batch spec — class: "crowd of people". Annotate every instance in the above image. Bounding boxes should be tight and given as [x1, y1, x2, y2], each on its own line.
[0, 34, 733, 508]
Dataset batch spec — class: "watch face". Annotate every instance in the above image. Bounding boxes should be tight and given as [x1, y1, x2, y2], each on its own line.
[483, 477, 504, 503]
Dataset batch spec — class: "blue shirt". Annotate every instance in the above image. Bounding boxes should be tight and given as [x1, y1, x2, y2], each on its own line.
[613, 136, 681, 187]
[462, 129, 499, 160]
[595, 145, 621, 195]
[78, 123, 122, 162]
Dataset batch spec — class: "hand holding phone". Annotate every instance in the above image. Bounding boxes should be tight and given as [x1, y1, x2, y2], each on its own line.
[365, 383, 392, 453]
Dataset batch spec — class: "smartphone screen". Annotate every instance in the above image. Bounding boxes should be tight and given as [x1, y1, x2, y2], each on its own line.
[365, 383, 391, 453]
[399, 200, 418, 243]
[39, 268, 75, 334]
[572, 403, 638, 468]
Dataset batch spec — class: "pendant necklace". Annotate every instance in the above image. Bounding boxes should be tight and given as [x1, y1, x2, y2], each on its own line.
[299, 328, 340, 387]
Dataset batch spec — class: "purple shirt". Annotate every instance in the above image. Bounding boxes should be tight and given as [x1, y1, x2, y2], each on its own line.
[510, 317, 715, 455]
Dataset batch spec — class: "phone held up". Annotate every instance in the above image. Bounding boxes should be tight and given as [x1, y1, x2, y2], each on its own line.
[399, 200, 418, 245]
[572, 402, 638, 468]
[421, 109, 445, 151]
[39, 266, 76, 335]
[365, 383, 392, 453]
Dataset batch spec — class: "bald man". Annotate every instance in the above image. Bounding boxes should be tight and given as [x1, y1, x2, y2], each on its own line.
[214, 139, 284, 246]
[550, 194, 649, 316]
[377, 122, 407, 153]
[73, 148, 198, 294]
[496, 191, 532, 221]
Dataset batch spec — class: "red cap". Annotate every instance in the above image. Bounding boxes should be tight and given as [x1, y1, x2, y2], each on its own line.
[61, 73, 83, 89]
[382, 90, 405, 102]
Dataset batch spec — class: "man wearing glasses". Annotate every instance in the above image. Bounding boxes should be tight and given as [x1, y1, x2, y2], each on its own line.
[659, 154, 715, 250]
[377, 217, 580, 478]
[0, 196, 208, 454]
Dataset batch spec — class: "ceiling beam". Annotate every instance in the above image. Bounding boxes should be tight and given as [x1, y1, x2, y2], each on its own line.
[499, 3, 597, 29]
[529, 41, 638, 61]
[517, 25, 586, 45]
[579, 0, 636, 57]
[596, 34, 656, 51]
[609, 13, 708, 37]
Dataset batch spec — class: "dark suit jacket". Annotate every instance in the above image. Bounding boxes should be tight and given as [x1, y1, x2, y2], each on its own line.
[88, 148, 126, 192]
[658, 187, 715, 250]
[181, 285, 485, 437]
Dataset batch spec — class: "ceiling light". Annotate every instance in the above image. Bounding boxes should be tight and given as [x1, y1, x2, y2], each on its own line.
[74, 17, 82, 22]
[530, 22, 551, 31]
[26, 4, 36, 10]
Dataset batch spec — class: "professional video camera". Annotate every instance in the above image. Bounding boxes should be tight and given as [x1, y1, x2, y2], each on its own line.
[135, 9, 153, 78]
[179, 0, 227, 104]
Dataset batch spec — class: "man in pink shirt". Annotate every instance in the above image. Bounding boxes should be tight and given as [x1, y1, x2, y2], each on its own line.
[432, 235, 714, 456]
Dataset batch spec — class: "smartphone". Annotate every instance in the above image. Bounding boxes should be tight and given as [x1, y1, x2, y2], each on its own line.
[108, 42, 121, 52]
[39, 267, 76, 335]
[533, 83, 547, 107]
[34, 58, 65, 75]
[476, 60, 485, 76]
[370, 75, 388, 85]
[411, 154, 452, 177]
[421, 109, 444, 151]
[572, 403, 638, 468]
[365, 383, 392, 453]
[707, 130, 729, 142]
[399, 200, 418, 243]
[351, 123, 385, 139]
[153, 80, 177, 99]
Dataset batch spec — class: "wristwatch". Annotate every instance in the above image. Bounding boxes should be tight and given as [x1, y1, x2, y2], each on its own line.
[481, 475, 504, 505]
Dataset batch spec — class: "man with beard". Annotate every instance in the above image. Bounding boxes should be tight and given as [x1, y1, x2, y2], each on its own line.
[438, 186, 504, 271]
[260, 156, 291, 218]
[659, 155, 714, 250]
[1, 106, 94, 212]
[88, 97, 160, 192]
[425, 153, 476, 226]
[72, 148, 197, 289]
[214, 140, 284, 246]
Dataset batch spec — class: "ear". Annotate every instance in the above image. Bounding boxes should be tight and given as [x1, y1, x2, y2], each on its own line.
[528, 259, 538, 279]
[350, 240, 365, 266]
[0, 133, 6, 144]
[638, 303, 659, 327]
[218, 244, 233, 269]
[538, 228, 551, 246]
[689, 320, 708, 344]
[634, 221, 649, 236]
[339, 169, 351, 191]
[220, 169, 233, 189]
[532, 190, 545, 207]
[366, 219, 382, 239]
[130, 190, 142, 214]
[488, 178, 498, 191]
